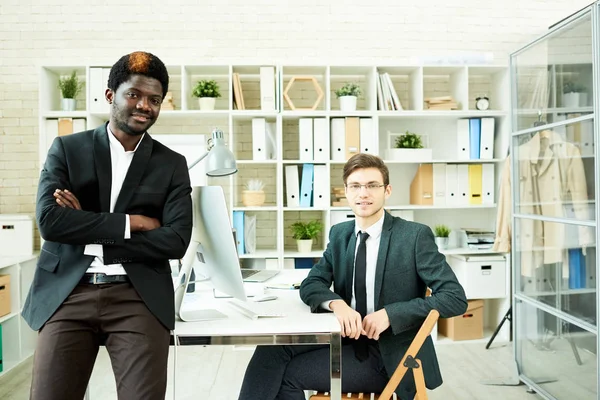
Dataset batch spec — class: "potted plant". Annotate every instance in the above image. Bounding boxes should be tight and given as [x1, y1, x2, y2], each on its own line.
[386, 130, 432, 161]
[290, 220, 323, 253]
[335, 82, 361, 112]
[433, 224, 451, 250]
[241, 179, 266, 207]
[58, 70, 84, 111]
[192, 79, 221, 111]
[563, 81, 587, 108]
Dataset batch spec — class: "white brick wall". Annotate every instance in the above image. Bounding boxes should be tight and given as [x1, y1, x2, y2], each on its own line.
[0, 0, 592, 248]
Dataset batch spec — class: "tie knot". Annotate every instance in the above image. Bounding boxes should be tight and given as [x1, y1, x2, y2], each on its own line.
[359, 231, 369, 242]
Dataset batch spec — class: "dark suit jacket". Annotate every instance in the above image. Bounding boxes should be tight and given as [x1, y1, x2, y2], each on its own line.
[22, 124, 193, 331]
[300, 212, 468, 397]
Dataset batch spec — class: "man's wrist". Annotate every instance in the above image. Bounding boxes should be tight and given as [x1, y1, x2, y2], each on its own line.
[329, 300, 346, 311]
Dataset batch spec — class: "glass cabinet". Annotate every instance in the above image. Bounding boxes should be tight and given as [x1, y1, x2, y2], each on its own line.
[510, 2, 599, 399]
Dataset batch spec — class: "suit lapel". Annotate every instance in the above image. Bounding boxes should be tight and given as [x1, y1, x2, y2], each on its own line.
[374, 212, 393, 307]
[345, 224, 357, 302]
[114, 133, 153, 214]
[93, 125, 112, 213]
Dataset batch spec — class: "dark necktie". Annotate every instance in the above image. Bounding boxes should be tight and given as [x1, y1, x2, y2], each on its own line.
[354, 231, 369, 361]
[355, 231, 369, 318]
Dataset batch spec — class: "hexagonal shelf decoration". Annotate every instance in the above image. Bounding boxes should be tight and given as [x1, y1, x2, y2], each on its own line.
[283, 75, 324, 111]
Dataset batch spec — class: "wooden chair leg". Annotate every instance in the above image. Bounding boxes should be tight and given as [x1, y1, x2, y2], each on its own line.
[413, 358, 427, 400]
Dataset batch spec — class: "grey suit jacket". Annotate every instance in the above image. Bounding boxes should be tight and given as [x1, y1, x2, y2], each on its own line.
[300, 212, 467, 397]
[22, 124, 193, 331]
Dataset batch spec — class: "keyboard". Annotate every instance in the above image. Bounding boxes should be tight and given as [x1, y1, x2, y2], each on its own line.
[241, 269, 259, 279]
[227, 299, 286, 320]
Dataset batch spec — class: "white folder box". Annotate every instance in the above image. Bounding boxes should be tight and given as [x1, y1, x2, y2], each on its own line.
[259, 66, 276, 111]
[432, 163, 447, 206]
[299, 118, 314, 161]
[330, 118, 346, 161]
[330, 211, 355, 226]
[313, 118, 329, 162]
[456, 119, 470, 160]
[285, 165, 300, 207]
[89, 67, 110, 114]
[359, 118, 375, 154]
[312, 165, 329, 208]
[479, 117, 495, 160]
[252, 118, 268, 161]
[456, 164, 470, 206]
[482, 164, 495, 204]
[445, 164, 459, 206]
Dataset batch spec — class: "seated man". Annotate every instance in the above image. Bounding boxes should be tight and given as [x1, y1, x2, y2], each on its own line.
[238, 153, 468, 400]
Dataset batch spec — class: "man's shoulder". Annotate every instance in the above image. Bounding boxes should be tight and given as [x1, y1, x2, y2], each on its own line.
[387, 213, 428, 235]
[149, 136, 186, 161]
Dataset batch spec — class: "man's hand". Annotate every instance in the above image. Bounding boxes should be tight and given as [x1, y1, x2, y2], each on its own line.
[130, 215, 161, 232]
[362, 308, 390, 340]
[54, 189, 81, 210]
[330, 300, 365, 340]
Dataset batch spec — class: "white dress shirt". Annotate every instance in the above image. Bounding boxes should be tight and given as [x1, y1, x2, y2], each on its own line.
[322, 213, 385, 314]
[84, 125, 143, 275]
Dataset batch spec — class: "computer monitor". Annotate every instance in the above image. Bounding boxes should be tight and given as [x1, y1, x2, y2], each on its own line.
[174, 186, 247, 321]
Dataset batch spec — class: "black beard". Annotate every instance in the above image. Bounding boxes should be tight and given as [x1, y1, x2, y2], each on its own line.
[115, 119, 145, 137]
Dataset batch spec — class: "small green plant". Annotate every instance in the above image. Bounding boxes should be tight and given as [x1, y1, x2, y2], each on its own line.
[290, 220, 323, 240]
[58, 70, 83, 99]
[192, 79, 221, 98]
[563, 81, 585, 94]
[334, 82, 362, 98]
[433, 224, 450, 238]
[394, 131, 424, 149]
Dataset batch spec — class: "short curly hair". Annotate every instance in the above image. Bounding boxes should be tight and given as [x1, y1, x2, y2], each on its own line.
[107, 51, 169, 99]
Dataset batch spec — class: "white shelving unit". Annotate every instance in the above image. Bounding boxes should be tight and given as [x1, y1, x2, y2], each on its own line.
[0, 255, 37, 378]
[38, 63, 512, 343]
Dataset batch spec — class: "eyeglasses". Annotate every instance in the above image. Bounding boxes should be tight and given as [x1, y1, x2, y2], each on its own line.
[345, 183, 386, 192]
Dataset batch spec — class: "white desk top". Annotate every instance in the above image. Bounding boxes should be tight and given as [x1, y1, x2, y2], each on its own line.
[174, 269, 341, 337]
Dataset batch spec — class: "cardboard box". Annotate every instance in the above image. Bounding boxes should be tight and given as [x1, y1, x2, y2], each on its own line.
[0, 275, 10, 318]
[447, 255, 506, 299]
[438, 299, 484, 341]
[0, 214, 33, 257]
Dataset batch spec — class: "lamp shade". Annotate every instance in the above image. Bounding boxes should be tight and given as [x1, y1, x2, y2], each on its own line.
[205, 128, 237, 177]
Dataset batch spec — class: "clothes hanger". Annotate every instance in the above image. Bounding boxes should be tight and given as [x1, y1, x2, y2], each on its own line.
[533, 111, 551, 139]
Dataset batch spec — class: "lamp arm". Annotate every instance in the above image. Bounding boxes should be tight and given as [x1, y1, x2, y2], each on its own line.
[188, 149, 210, 171]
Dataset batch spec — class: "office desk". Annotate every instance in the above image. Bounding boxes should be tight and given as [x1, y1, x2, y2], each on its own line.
[172, 270, 343, 400]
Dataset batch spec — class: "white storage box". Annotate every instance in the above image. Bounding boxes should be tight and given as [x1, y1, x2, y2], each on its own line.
[447, 254, 506, 299]
[0, 214, 34, 257]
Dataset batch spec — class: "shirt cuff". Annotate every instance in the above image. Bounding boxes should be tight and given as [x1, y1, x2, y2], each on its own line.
[124, 214, 131, 239]
[84, 244, 103, 257]
[321, 300, 333, 311]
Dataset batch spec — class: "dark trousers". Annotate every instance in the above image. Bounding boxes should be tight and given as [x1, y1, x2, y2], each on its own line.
[238, 341, 389, 400]
[30, 282, 170, 400]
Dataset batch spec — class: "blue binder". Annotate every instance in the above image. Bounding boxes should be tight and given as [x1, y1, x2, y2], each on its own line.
[469, 118, 481, 159]
[568, 248, 586, 289]
[232, 211, 245, 255]
[299, 164, 314, 207]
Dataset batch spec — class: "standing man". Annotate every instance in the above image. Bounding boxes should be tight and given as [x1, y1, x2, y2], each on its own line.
[238, 153, 467, 400]
[23, 51, 193, 400]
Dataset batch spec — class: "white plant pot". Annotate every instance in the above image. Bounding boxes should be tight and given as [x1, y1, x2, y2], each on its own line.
[61, 98, 76, 111]
[435, 237, 449, 250]
[339, 96, 357, 112]
[296, 239, 313, 253]
[198, 97, 216, 111]
[563, 92, 580, 108]
[579, 93, 588, 107]
[386, 148, 433, 162]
